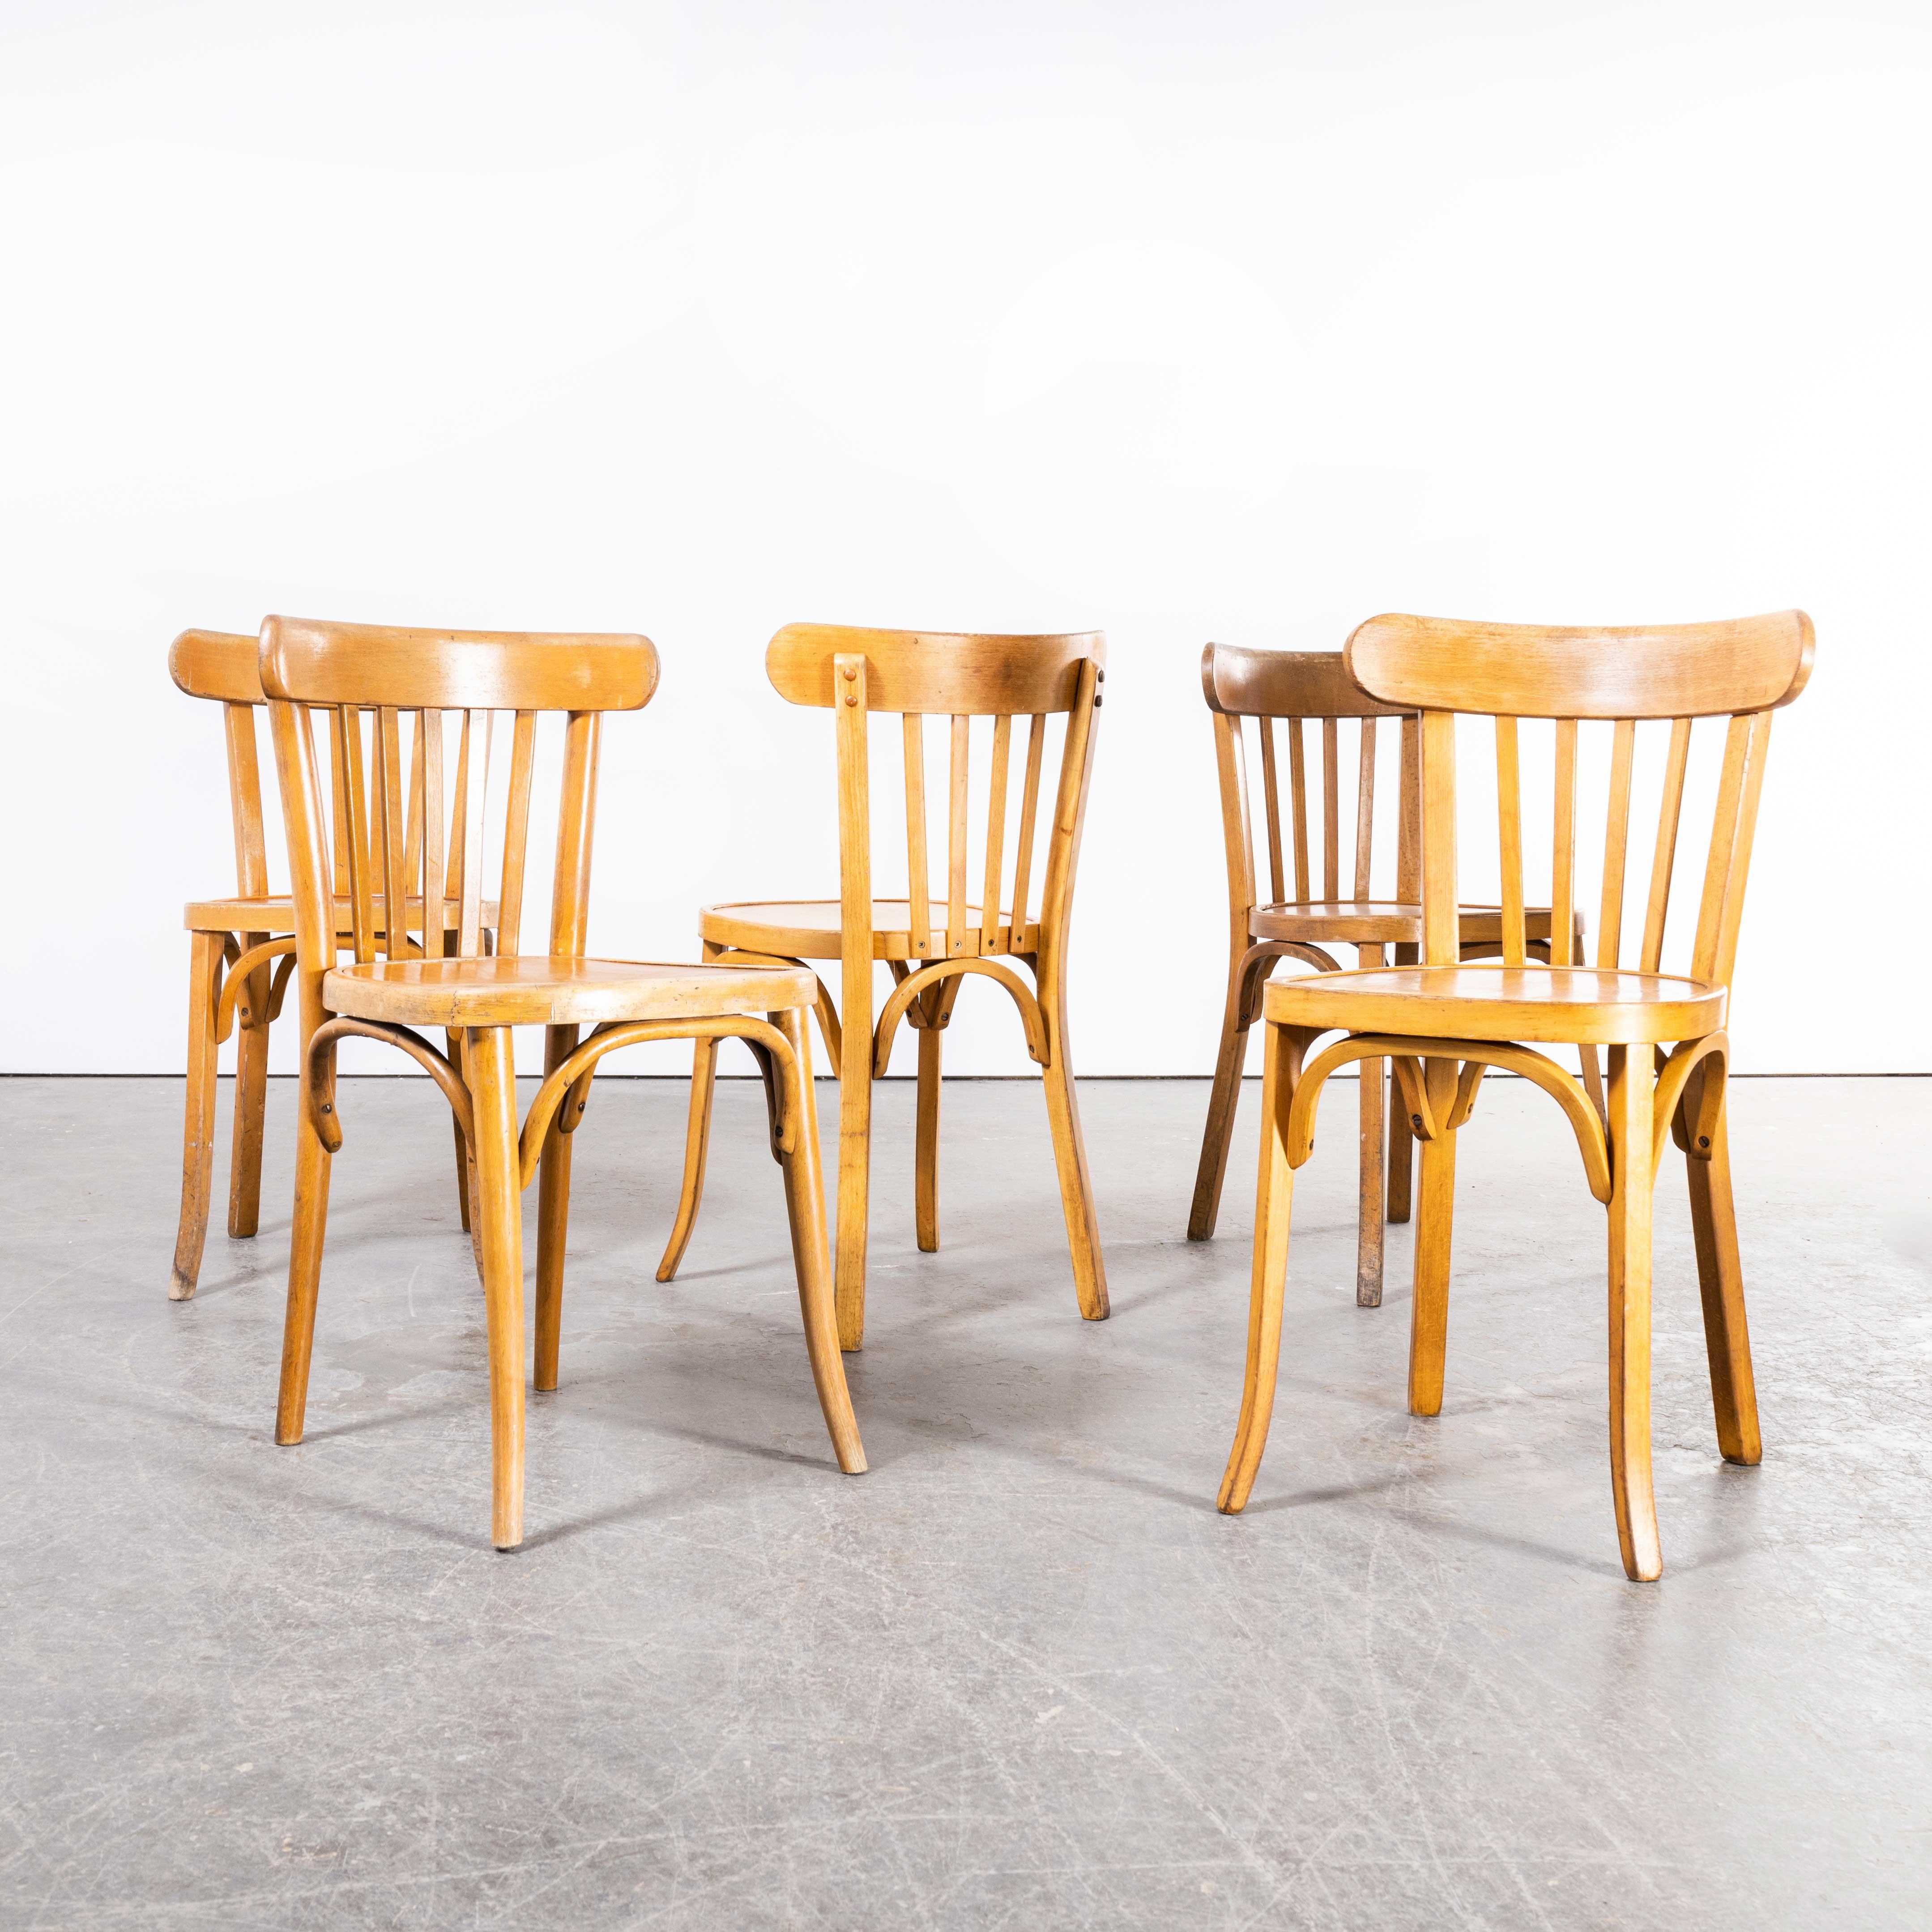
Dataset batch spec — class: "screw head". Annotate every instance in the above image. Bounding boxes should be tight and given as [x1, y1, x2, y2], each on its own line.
[320, 1102, 333, 1114]
[1697, 1134, 1710, 1147]
[844, 693, 858, 706]
[1411, 1114, 1424, 1131]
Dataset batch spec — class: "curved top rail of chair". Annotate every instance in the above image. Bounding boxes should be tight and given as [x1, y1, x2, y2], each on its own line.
[258, 617, 660, 712]
[170, 629, 264, 704]
[1344, 610, 1814, 720]
[1199, 643, 1409, 721]
[766, 623, 1105, 715]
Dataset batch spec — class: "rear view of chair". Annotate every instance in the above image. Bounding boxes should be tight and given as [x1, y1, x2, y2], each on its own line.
[1217, 610, 1814, 1580]
[167, 630, 490, 1298]
[260, 617, 864, 1549]
[657, 625, 1107, 1352]
[1191, 647, 1581, 1305]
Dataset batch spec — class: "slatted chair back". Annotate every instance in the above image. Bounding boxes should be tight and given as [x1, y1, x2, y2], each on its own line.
[169, 629, 275, 903]
[1343, 613, 1816, 988]
[765, 624, 1107, 981]
[256, 618, 660, 983]
[1200, 645, 1418, 927]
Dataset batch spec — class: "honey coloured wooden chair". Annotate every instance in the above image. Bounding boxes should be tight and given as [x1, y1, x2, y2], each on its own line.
[1216, 611, 1814, 1580]
[167, 630, 492, 1299]
[656, 625, 1107, 1352]
[1190, 645, 1586, 1305]
[259, 617, 865, 1550]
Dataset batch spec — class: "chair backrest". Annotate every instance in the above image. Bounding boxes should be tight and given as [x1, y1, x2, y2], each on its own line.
[766, 624, 1105, 972]
[169, 628, 273, 901]
[1343, 612, 1815, 988]
[257, 617, 659, 977]
[1200, 644, 1417, 923]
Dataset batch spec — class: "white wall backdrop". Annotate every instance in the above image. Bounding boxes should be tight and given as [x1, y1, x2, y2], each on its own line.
[3, 0, 1928, 1076]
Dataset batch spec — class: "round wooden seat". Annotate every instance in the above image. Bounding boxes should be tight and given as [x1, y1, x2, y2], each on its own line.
[700, 898, 1041, 961]
[184, 894, 499, 936]
[324, 955, 819, 1029]
[1264, 962, 1726, 1045]
[1250, 900, 1576, 946]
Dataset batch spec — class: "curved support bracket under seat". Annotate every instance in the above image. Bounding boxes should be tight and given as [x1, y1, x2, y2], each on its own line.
[304, 1017, 473, 1155]
[1283, 1031, 1613, 1204]
[518, 1015, 802, 1191]
[1236, 940, 1345, 1027]
[216, 938, 299, 1042]
[872, 958, 1049, 1078]
[1653, 1032, 1728, 1178]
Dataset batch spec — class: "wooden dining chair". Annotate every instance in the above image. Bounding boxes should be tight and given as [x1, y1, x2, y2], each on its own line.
[655, 624, 1107, 1353]
[1190, 645, 1584, 1305]
[259, 616, 865, 1549]
[167, 629, 487, 1299]
[1216, 611, 1814, 1580]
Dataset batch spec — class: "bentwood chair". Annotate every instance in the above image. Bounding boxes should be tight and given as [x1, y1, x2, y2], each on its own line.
[656, 625, 1107, 1352]
[259, 617, 865, 1549]
[1217, 611, 1814, 1580]
[167, 630, 489, 1299]
[1190, 646, 1584, 1304]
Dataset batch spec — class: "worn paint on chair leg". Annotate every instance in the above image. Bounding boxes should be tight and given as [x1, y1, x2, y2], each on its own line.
[1407, 1060, 1459, 1417]
[533, 1023, 578, 1394]
[774, 1010, 866, 1473]
[1218, 1019, 1296, 1513]
[915, 1024, 942, 1252]
[1356, 1056, 1386, 1307]
[1607, 1043, 1663, 1582]
[1188, 968, 1251, 1242]
[226, 936, 270, 1240]
[171, 930, 225, 1301]
[467, 1027, 527, 1552]
[1685, 1076, 1761, 1466]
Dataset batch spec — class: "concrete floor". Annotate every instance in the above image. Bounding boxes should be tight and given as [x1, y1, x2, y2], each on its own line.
[0, 1072, 1928, 1929]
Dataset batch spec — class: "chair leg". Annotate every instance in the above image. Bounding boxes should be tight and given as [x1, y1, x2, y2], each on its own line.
[1407, 1060, 1459, 1417]
[655, 1036, 720, 1283]
[533, 1024, 577, 1394]
[227, 935, 270, 1240]
[915, 1024, 942, 1252]
[773, 1009, 866, 1472]
[833, 968, 874, 1352]
[446, 1028, 472, 1233]
[1607, 1043, 1663, 1582]
[274, 997, 333, 1444]
[1218, 1019, 1296, 1513]
[1039, 980, 1109, 1322]
[467, 1026, 527, 1552]
[170, 930, 225, 1300]
[1188, 958, 1251, 1241]
[1685, 1073, 1761, 1466]
[1386, 943, 1416, 1223]
[1356, 1056, 1386, 1307]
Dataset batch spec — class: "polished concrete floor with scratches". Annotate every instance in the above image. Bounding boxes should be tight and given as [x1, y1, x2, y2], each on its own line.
[2, 1072, 1928, 1929]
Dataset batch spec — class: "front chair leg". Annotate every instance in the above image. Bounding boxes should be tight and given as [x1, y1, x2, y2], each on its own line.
[1218, 1018, 1298, 1512]
[657, 940, 728, 1284]
[834, 973, 874, 1352]
[1684, 1069, 1761, 1466]
[171, 930, 225, 1300]
[466, 1026, 527, 1552]
[774, 1009, 866, 1472]
[1038, 978, 1109, 1322]
[915, 1021, 942, 1252]
[275, 992, 334, 1443]
[1407, 1059, 1459, 1417]
[1607, 1042, 1663, 1581]
[533, 1023, 579, 1393]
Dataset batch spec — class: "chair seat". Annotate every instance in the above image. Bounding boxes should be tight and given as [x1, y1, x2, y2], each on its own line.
[701, 898, 1041, 962]
[184, 894, 499, 937]
[1264, 962, 1726, 1045]
[325, 955, 819, 1029]
[1251, 900, 1578, 946]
